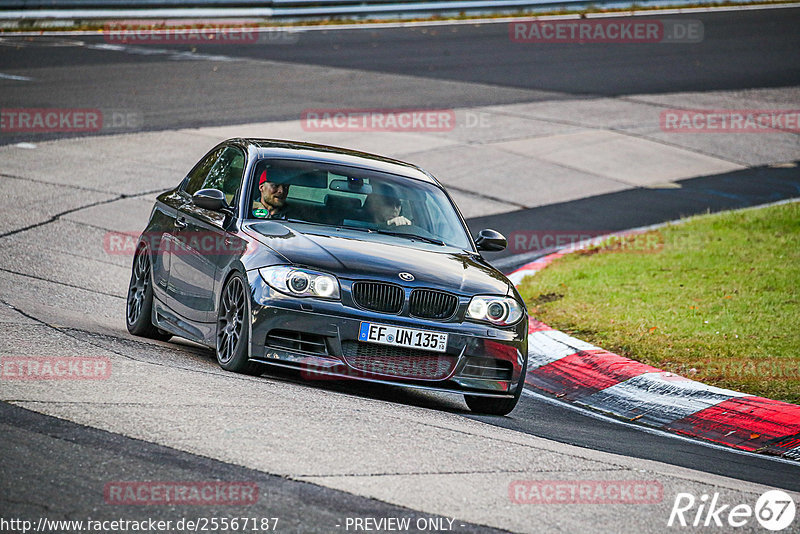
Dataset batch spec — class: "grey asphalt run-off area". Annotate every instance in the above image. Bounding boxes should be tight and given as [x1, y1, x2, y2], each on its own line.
[1, 7, 800, 533]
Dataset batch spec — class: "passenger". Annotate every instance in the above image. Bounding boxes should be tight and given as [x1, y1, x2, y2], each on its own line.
[363, 193, 411, 227]
[252, 169, 291, 219]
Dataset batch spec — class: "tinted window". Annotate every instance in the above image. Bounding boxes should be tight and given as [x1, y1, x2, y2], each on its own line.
[184, 147, 224, 196]
[203, 147, 245, 205]
[248, 159, 472, 250]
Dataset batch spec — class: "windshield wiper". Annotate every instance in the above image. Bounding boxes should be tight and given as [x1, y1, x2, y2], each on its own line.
[372, 229, 446, 246]
[283, 218, 330, 228]
[302, 223, 446, 246]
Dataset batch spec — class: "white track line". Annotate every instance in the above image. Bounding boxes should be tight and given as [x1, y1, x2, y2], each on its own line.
[0, 73, 32, 81]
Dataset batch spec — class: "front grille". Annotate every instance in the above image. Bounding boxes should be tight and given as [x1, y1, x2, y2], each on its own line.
[352, 282, 404, 314]
[409, 289, 458, 320]
[341, 341, 456, 380]
[460, 357, 513, 381]
[266, 329, 328, 356]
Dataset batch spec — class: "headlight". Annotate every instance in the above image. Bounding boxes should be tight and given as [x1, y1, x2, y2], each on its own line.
[466, 295, 524, 326]
[259, 266, 340, 299]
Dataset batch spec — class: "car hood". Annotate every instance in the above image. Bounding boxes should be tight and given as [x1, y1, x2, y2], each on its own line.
[242, 221, 511, 296]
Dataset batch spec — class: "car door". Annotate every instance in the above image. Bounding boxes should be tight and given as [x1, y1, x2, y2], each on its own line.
[166, 146, 245, 327]
[148, 188, 185, 305]
[153, 147, 223, 307]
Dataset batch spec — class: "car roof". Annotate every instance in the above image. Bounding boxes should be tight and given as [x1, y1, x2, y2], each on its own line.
[228, 138, 439, 185]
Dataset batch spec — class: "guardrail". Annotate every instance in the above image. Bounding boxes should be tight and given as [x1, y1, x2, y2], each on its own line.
[0, 0, 763, 19]
[2, 0, 595, 8]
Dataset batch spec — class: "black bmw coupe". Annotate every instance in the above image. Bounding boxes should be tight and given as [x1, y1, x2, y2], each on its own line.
[126, 139, 528, 415]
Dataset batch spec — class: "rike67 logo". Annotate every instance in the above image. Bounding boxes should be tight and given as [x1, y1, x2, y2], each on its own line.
[668, 490, 796, 531]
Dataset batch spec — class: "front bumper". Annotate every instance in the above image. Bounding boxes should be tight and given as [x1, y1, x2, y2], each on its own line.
[246, 271, 528, 398]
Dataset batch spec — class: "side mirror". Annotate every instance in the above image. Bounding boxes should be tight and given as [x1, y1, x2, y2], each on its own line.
[475, 229, 507, 252]
[193, 188, 231, 214]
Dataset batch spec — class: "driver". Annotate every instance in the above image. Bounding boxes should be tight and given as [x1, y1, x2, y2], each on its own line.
[364, 193, 411, 227]
[252, 169, 290, 219]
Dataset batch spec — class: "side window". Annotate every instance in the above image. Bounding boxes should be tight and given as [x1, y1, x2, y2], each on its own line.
[184, 148, 224, 196]
[203, 147, 245, 205]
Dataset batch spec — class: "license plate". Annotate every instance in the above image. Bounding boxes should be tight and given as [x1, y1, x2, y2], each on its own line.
[358, 322, 448, 353]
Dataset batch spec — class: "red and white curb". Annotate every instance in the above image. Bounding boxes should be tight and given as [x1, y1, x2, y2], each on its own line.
[507, 240, 800, 461]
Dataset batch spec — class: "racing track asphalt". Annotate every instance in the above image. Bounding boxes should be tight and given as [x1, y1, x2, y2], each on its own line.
[0, 162, 794, 524]
[0, 8, 798, 145]
[1, 7, 800, 531]
[0, 401, 505, 533]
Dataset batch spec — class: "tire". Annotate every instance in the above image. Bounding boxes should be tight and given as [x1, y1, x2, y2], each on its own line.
[126, 245, 172, 341]
[216, 272, 262, 376]
[464, 358, 527, 416]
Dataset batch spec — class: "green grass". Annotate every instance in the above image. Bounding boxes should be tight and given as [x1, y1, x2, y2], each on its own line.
[518, 202, 800, 404]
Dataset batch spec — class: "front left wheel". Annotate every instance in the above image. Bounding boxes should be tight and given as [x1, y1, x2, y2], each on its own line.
[126, 246, 172, 341]
[216, 272, 262, 376]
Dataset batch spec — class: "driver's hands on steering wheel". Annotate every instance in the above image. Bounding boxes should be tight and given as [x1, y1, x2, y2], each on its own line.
[387, 215, 412, 226]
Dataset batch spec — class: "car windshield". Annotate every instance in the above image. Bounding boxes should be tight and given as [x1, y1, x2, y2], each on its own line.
[247, 158, 473, 250]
